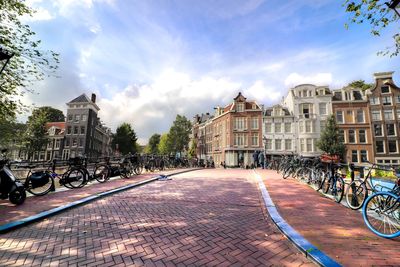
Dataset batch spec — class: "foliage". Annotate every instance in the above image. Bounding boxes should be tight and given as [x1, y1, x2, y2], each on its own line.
[343, 0, 400, 57]
[111, 123, 138, 155]
[0, 118, 26, 148]
[24, 110, 48, 159]
[146, 133, 161, 154]
[28, 106, 65, 123]
[158, 133, 171, 155]
[317, 115, 346, 158]
[0, 0, 59, 119]
[188, 139, 197, 159]
[167, 115, 192, 154]
[348, 80, 374, 91]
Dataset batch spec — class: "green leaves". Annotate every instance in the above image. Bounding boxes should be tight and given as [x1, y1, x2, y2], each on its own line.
[317, 115, 346, 158]
[343, 0, 399, 57]
[0, 0, 59, 119]
[111, 123, 138, 155]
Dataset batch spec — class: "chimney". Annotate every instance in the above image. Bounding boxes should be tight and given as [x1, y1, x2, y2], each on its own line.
[91, 93, 96, 103]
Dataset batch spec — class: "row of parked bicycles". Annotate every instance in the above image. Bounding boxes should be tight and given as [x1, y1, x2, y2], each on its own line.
[267, 154, 400, 239]
[0, 149, 198, 206]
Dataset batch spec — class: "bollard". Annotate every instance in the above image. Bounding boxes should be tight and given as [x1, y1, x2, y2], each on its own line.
[349, 163, 359, 207]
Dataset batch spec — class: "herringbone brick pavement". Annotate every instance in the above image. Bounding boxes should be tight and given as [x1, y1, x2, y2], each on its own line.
[0, 169, 313, 266]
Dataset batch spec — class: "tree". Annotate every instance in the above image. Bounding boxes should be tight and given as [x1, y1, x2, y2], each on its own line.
[348, 80, 374, 91]
[167, 115, 192, 154]
[0, 118, 26, 148]
[24, 110, 48, 159]
[0, 0, 59, 120]
[28, 106, 65, 123]
[111, 123, 138, 155]
[158, 133, 171, 155]
[188, 139, 197, 159]
[317, 115, 346, 158]
[343, 0, 400, 56]
[146, 133, 161, 154]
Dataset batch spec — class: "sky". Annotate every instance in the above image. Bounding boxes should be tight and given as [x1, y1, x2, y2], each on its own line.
[18, 0, 400, 144]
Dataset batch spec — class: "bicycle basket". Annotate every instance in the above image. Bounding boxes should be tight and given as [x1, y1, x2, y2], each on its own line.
[29, 171, 50, 188]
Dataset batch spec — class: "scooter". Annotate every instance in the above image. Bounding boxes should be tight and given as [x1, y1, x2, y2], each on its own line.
[0, 149, 26, 205]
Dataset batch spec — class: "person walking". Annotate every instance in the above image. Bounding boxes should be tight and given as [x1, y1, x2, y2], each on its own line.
[259, 152, 265, 169]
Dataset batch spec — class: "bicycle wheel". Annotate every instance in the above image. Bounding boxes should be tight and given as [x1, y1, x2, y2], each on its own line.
[332, 176, 345, 203]
[66, 168, 86, 188]
[134, 163, 143, 175]
[26, 172, 54, 196]
[345, 180, 368, 210]
[322, 174, 331, 194]
[282, 167, 291, 179]
[363, 192, 400, 239]
[93, 165, 110, 183]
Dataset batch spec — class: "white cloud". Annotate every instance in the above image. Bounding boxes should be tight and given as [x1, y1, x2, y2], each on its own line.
[284, 72, 333, 87]
[244, 80, 282, 103]
[22, 7, 54, 22]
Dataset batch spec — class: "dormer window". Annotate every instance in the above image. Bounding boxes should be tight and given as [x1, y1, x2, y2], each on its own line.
[237, 103, 244, 112]
[252, 104, 257, 109]
[381, 86, 390, 94]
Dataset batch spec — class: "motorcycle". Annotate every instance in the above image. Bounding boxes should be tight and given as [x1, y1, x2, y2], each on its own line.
[0, 149, 26, 205]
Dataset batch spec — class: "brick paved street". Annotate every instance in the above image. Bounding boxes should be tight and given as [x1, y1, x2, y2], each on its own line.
[257, 169, 400, 266]
[0, 169, 312, 266]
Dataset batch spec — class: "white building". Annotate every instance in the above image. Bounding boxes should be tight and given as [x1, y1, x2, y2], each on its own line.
[283, 84, 332, 157]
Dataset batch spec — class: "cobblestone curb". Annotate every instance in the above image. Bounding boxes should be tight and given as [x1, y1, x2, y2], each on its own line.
[254, 170, 342, 267]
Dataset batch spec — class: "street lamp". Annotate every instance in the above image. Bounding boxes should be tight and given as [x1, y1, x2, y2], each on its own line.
[0, 48, 14, 76]
[386, 0, 400, 16]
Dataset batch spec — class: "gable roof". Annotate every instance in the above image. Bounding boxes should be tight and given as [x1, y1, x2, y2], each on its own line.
[68, 94, 91, 103]
[45, 122, 66, 130]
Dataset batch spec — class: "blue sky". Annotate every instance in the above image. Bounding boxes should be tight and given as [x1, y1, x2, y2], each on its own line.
[21, 0, 399, 143]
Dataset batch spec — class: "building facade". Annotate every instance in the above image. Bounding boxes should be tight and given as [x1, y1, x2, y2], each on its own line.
[367, 72, 400, 165]
[44, 122, 66, 161]
[263, 104, 296, 158]
[283, 84, 332, 157]
[332, 87, 373, 165]
[62, 93, 112, 160]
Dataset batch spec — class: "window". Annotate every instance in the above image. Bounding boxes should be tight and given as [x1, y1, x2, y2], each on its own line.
[82, 114, 87, 121]
[387, 124, 395, 136]
[47, 141, 52, 149]
[371, 110, 381, 121]
[370, 97, 380, 105]
[397, 110, 400, 119]
[73, 126, 78, 135]
[275, 123, 281, 133]
[251, 117, 258, 129]
[382, 96, 392, 106]
[68, 115, 73, 121]
[300, 103, 313, 118]
[72, 138, 77, 147]
[360, 150, 368, 162]
[353, 91, 362, 100]
[55, 140, 60, 149]
[74, 114, 80, 122]
[299, 122, 304, 133]
[356, 110, 364, 123]
[306, 139, 312, 152]
[65, 139, 70, 147]
[352, 150, 358, 163]
[381, 86, 390, 94]
[285, 139, 292, 150]
[300, 139, 305, 152]
[374, 124, 383, 136]
[359, 130, 366, 143]
[320, 120, 326, 132]
[376, 141, 384, 153]
[266, 139, 272, 150]
[78, 138, 83, 147]
[237, 103, 244, 112]
[384, 110, 394, 120]
[336, 111, 343, 123]
[396, 96, 400, 103]
[349, 130, 355, 143]
[339, 130, 345, 142]
[251, 134, 258, 146]
[234, 117, 245, 130]
[305, 121, 312, 133]
[275, 139, 282, 150]
[67, 126, 72, 135]
[319, 103, 327, 115]
[80, 126, 85, 135]
[265, 123, 272, 133]
[284, 123, 291, 133]
[388, 140, 397, 153]
[234, 134, 244, 146]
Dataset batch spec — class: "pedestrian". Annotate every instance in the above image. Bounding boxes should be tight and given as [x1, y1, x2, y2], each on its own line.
[252, 151, 258, 169]
[259, 152, 265, 169]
